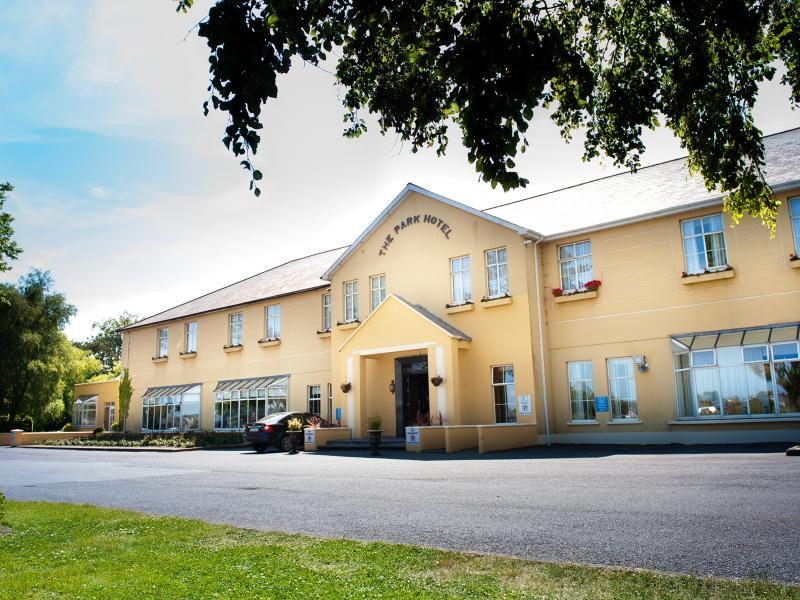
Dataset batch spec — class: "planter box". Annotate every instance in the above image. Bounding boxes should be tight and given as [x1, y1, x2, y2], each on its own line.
[257, 339, 281, 347]
[680, 269, 735, 284]
[480, 295, 512, 308]
[790, 260, 800, 269]
[223, 345, 243, 353]
[179, 352, 197, 359]
[151, 356, 168, 363]
[446, 303, 474, 314]
[337, 321, 359, 330]
[316, 330, 332, 338]
[554, 290, 598, 304]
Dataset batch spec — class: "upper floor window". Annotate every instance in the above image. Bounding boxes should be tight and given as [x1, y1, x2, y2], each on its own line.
[322, 293, 332, 331]
[184, 321, 197, 353]
[558, 241, 593, 291]
[450, 255, 472, 304]
[607, 358, 639, 421]
[308, 385, 321, 416]
[491, 364, 516, 423]
[228, 312, 243, 346]
[344, 280, 359, 323]
[156, 328, 168, 358]
[485, 247, 508, 298]
[681, 214, 728, 274]
[790, 197, 800, 253]
[568, 361, 595, 421]
[265, 304, 280, 340]
[370, 275, 386, 312]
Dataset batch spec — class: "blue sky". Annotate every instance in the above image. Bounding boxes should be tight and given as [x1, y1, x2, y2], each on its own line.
[2, 1, 800, 341]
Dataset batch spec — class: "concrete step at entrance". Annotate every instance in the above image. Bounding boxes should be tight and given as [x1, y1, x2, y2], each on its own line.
[320, 437, 406, 451]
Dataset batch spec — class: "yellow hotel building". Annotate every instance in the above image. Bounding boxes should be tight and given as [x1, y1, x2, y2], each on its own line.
[120, 128, 800, 450]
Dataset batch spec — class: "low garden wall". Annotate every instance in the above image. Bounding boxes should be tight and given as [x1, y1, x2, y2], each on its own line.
[4, 430, 93, 447]
[443, 426, 479, 453]
[304, 427, 352, 451]
[405, 426, 446, 452]
[476, 423, 538, 454]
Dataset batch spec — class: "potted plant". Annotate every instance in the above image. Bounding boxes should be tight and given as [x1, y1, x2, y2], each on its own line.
[285, 417, 303, 454]
[366, 414, 382, 456]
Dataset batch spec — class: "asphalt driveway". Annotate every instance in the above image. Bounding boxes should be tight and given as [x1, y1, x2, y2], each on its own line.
[1, 444, 798, 582]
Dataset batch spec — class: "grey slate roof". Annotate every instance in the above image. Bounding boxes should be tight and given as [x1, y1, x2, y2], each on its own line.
[485, 127, 800, 238]
[393, 294, 472, 342]
[125, 247, 345, 330]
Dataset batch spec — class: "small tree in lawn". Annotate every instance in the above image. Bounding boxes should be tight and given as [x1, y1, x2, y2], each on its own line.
[118, 368, 133, 430]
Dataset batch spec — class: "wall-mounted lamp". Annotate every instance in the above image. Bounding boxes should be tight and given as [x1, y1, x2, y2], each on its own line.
[634, 355, 649, 372]
[430, 375, 444, 387]
[389, 379, 395, 394]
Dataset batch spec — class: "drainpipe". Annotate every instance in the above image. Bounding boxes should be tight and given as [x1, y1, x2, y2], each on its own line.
[533, 239, 552, 446]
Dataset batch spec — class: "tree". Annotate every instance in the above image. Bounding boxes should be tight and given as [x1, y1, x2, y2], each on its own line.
[176, 0, 800, 228]
[118, 368, 134, 429]
[77, 311, 139, 374]
[0, 182, 22, 301]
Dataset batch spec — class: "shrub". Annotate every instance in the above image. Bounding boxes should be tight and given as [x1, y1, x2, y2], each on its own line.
[110, 422, 121, 432]
[61, 423, 75, 432]
[366, 414, 382, 430]
[286, 418, 303, 432]
[92, 427, 104, 435]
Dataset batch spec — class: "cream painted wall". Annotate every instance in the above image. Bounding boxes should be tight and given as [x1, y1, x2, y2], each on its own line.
[121, 287, 332, 432]
[72, 379, 120, 429]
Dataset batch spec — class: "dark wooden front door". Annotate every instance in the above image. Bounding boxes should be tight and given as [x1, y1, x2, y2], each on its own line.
[395, 356, 429, 436]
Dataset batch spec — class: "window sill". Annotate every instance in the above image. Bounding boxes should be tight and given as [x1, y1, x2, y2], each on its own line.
[179, 352, 197, 359]
[608, 419, 642, 425]
[316, 330, 331, 338]
[566, 420, 599, 426]
[790, 260, 800, 269]
[446, 302, 474, 314]
[151, 356, 168, 363]
[480, 295, 512, 308]
[258, 338, 281, 347]
[669, 417, 800, 425]
[337, 321, 360, 330]
[554, 290, 598, 304]
[223, 345, 243, 353]
[680, 269, 735, 284]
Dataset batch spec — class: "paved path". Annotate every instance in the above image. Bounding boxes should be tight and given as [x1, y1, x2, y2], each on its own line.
[1, 444, 798, 582]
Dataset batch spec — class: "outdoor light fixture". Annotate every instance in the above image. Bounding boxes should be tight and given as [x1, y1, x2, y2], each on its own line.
[389, 379, 395, 394]
[634, 355, 649, 372]
[340, 382, 351, 393]
[430, 375, 444, 386]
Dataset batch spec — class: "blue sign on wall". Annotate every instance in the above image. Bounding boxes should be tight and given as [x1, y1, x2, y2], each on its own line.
[594, 395, 609, 413]
[335, 407, 342, 422]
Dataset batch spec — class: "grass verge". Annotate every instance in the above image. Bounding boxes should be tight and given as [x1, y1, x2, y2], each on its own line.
[0, 501, 796, 599]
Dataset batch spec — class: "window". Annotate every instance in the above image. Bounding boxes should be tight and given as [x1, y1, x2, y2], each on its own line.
[343, 280, 359, 323]
[681, 214, 728, 274]
[322, 293, 332, 331]
[370, 275, 386, 312]
[491, 364, 516, 423]
[73, 396, 97, 427]
[184, 322, 197, 353]
[265, 304, 280, 340]
[790, 198, 800, 253]
[141, 387, 200, 432]
[308, 385, 321, 416]
[607, 358, 639, 420]
[103, 403, 116, 431]
[485, 248, 509, 298]
[450, 255, 472, 304]
[558, 241, 593, 292]
[228, 312, 243, 346]
[326, 382, 333, 422]
[671, 325, 800, 419]
[156, 328, 168, 358]
[568, 361, 595, 421]
[214, 380, 288, 430]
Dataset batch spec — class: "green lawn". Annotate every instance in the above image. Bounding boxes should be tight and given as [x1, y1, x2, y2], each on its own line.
[0, 501, 796, 599]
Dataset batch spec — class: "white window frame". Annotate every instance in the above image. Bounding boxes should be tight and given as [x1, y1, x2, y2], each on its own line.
[567, 360, 595, 422]
[321, 293, 332, 332]
[485, 247, 509, 299]
[557, 241, 593, 292]
[156, 328, 168, 358]
[228, 312, 243, 346]
[326, 382, 333, 421]
[450, 255, 472, 305]
[213, 381, 287, 431]
[142, 386, 201, 432]
[184, 321, 197, 353]
[370, 274, 386, 312]
[308, 384, 321, 416]
[607, 357, 639, 421]
[343, 280, 359, 323]
[491, 364, 516, 424]
[265, 304, 280, 340]
[680, 213, 729, 274]
[790, 197, 800, 254]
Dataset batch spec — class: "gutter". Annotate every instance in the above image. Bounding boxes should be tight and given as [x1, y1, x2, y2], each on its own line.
[531, 236, 552, 446]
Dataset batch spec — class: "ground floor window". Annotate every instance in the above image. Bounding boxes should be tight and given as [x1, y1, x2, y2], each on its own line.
[672, 324, 800, 418]
[308, 385, 321, 416]
[492, 364, 516, 423]
[568, 361, 595, 421]
[214, 379, 288, 430]
[607, 358, 639, 420]
[73, 395, 97, 428]
[326, 383, 333, 422]
[103, 404, 116, 430]
[141, 386, 200, 432]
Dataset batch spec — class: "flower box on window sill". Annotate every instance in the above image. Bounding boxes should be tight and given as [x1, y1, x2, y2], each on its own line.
[151, 356, 168, 363]
[223, 344, 243, 353]
[554, 290, 598, 304]
[608, 418, 642, 425]
[257, 338, 281, 347]
[566, 419, 599, 426]
[446, 302, 474, 314]
[336, 320, 360, 330]
[790, 255, 800, 269]
[316, 329, 331, 338]
[680, 267, 735, 284]
[480, 294, 512, 308]
[179, 351, 197, 359]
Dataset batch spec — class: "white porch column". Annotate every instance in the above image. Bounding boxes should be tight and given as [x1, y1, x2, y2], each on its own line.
[346, 356, 354, 428]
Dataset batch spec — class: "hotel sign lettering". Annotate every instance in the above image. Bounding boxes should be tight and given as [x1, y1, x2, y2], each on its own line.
[378, 214, 453, 256]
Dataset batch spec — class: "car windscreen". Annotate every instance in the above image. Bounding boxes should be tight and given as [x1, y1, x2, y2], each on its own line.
[257, 412, 291, 424]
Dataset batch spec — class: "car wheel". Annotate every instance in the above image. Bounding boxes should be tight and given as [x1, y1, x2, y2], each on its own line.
[253, 444, 267, 454]
[278, 434, 293, 452]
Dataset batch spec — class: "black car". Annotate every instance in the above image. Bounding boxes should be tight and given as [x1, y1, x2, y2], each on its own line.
[244, 412, 320, 453]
